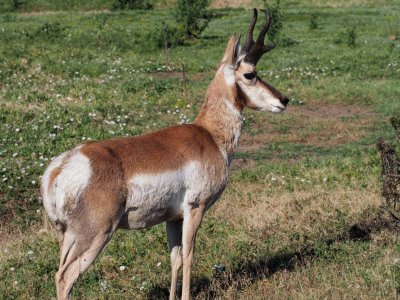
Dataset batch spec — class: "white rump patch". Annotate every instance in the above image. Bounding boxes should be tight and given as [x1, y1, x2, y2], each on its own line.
[42, 147, 91, 223]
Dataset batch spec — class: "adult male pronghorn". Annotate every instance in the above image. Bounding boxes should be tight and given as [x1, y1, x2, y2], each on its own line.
[41, 8, 289, 300]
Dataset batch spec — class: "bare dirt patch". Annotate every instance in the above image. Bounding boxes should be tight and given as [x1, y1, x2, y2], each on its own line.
[151, 71, 208, 82]
[239, 103, 376, 153]
[289, 104, 374, 119]
[3, 101, 45, 112]
[19, 9, 110, 16]
[151, 71, 184, 79]
[231, 158, 256, 170]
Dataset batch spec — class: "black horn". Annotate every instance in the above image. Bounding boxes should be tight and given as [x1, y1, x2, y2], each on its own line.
[241, 8, 258, 55]
[243, 9, 276, 66]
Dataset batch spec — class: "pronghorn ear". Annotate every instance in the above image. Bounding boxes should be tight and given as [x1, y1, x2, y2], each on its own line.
[221, 34, 241, 66]
[233, 35, 242, 66]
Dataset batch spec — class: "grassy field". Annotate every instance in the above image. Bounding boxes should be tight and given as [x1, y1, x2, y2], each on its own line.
[0, 0, 399, 299]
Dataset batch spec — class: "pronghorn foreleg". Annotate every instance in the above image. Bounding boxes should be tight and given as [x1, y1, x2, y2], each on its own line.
[166, 220, 183, 300]
[181, 204, 205, 300]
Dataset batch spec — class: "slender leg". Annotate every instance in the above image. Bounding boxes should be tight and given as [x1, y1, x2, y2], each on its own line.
[181, 205, 205, 300]
[58, 230, 76, 270]
[55, 213, 122, 300]
[166, 220, 183, 300]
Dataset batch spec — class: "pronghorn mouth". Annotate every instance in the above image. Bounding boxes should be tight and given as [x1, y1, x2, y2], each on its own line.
[271, 104, 286, 113]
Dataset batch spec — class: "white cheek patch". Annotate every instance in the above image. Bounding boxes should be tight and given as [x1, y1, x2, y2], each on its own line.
[239, 82, 284, 112]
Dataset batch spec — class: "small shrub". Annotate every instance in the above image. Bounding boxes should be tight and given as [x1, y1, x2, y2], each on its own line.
[347, 27, 357, 47]
[2, 14, 16, 22]
[280, 35, 299, 47]
[95, 14, 109, 31]
[376, 115, 400, 222]
[309, 14, 318, 30]
[0, 0, 25, 12]
[136, 22, 184, 51]
[155, 21, 185, 48]
[111, 0, 153, 10]
[12, 0, 25, 10]
[333, 27, 357, 47]
[175, 0, 210, 38]
[390, 113, 400, 141]
[33, 21, 65, 40]
[264, 0, 283, 42]
[333, 36, 343, 45]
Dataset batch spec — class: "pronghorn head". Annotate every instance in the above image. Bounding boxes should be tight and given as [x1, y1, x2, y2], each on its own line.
[220, 8, 289, 113]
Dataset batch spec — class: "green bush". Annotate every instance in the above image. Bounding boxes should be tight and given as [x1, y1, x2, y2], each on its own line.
[111, 0, 153, 10]
[264, 0, 283, 42]
[347, 27, 357, 47]
[152, 21, 185, 48]
[309, 13, 318, 30]
[390, 113, 400, 141]
[0, 0, 25, 12]
[280, 36, 299, 47]
[333, 27, 357, 47]
[31, 21, 66, 41]
[174, 0, 210, 38]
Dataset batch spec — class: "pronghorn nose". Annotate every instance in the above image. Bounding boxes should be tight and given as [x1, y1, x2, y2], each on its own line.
[280, 96, 289, 106]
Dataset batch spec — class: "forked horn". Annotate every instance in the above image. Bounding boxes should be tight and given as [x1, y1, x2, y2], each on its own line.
[240, 8, 258, 55]
[243, 9, 276, 66]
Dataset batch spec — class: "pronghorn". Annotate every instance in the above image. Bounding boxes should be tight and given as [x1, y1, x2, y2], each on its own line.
[41, 8, 289, 300]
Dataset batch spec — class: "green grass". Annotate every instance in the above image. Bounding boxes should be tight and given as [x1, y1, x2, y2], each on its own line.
[1, 1, 400, 299]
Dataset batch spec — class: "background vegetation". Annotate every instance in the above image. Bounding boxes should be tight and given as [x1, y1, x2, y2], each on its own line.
[0, 0, 399, 299]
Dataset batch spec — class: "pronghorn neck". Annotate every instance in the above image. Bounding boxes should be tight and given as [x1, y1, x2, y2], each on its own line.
[195, 64, 243, 164]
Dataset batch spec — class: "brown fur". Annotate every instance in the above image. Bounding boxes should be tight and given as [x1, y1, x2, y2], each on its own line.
[43, 29, 288, 300]
[48, 166, 62, 192]
[80, 124, 222, 177]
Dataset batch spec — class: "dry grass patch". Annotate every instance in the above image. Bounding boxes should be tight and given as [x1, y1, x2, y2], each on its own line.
[210, 0, 255, 9]
[214, 175, 381, 241]
[240, 103, 376, 152]
[210, 0, 395, 8]
[237, 238, 398, 300]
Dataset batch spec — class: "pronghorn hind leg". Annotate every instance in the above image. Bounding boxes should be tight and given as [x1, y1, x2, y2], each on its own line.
[55, 224, 118, 300]
[181, 205, 205, 300]
[56, 224, 76, 270]
[166, 220, 183, 300]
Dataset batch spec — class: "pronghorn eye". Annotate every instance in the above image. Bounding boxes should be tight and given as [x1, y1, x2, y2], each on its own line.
[244, 72, 256, 80]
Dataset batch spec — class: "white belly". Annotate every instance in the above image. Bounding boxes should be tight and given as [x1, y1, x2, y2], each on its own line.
[120, 161, 223, 229]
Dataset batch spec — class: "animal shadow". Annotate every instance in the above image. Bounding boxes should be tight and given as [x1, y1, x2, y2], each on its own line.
[146, 210, 397, 299]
